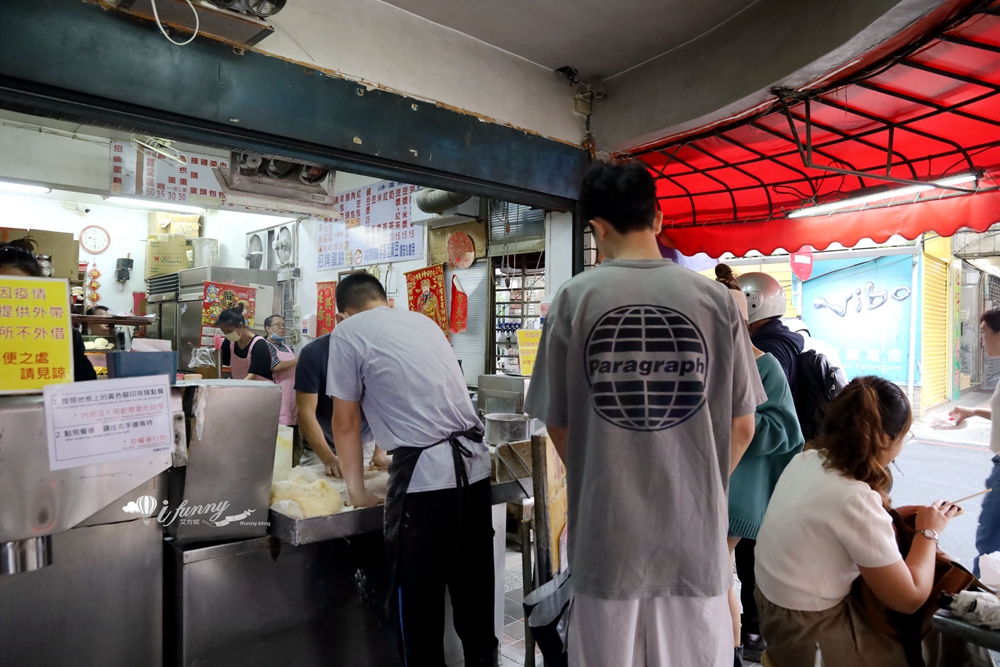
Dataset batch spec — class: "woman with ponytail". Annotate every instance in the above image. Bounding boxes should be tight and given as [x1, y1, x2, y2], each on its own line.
[753, 377, 961, 666]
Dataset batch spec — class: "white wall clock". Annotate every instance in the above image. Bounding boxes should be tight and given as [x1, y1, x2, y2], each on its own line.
[80, 225, 111, 255]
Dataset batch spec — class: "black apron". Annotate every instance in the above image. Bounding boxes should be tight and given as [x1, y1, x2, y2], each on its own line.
[383, 426, 485, 590]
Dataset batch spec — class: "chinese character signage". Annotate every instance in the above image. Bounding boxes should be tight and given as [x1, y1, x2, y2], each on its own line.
[517, 329, 542, 376]
[109, 139, 138, 195]
[43, 375, 174, 471]
[316, 181, 425, 271]
[110, 140, 227, 203]
[450, 275, 468, 334]
[316, 281, 337, 336]
[0, 276, 73, 393]
[405, 264, 449, 340]
[802, 255, 914, 383]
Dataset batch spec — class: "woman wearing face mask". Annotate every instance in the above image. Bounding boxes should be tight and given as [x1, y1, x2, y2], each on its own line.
[216, 304, 274, 382]
[264, 314, 300, 458]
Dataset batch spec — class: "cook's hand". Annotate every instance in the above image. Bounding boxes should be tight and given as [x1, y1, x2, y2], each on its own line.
[371, 447, 391, 470]
[916, 500, 962, 534]
[349, 487, 380, 509]
[894, 505, 920, 518]
[325, 458, 342, 478]
[950, 406, 976, 426]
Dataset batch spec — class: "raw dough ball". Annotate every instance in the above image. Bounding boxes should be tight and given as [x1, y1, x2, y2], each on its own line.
[270, 479, 343, 518]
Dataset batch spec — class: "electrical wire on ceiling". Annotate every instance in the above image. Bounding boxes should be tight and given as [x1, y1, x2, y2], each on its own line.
[131, 135, 187, 167]
[150, 0, 200, 46]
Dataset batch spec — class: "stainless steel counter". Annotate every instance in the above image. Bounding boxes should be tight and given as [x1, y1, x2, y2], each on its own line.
[268, 478, 533, 546]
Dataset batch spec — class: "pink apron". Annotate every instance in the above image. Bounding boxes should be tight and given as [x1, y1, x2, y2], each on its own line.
[229, 336, 268, 381]
[272, 343, 298, 426]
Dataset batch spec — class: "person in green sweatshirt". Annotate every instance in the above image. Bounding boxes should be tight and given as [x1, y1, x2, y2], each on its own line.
[716, 265, 805, 667]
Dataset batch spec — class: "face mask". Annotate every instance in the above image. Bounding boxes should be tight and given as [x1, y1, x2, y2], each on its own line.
[224, 330, 242, 342]
[270, 334, 286, 344]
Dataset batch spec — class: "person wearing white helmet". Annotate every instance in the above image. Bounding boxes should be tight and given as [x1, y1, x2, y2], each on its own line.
[739, 272, 804, 388]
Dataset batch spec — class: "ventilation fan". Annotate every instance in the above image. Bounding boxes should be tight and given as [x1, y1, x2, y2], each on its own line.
[208, 0, 286, 18]
[217, 152, 336, 208]
[272, 222, 297, 268]
[243, 231, 267, 270]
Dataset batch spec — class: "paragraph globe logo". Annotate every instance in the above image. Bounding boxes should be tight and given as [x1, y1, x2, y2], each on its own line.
[585, 305, 708, 431]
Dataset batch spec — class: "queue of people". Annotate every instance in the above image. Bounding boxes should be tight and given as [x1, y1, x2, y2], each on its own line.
[521, 161, 990, 667]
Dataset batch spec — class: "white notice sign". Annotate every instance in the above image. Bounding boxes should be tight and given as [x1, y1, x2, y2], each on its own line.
[43, 375, 174, 471]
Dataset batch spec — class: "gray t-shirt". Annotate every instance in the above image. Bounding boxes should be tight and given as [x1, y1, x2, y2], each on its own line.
[326, 306, 490, 493]
[524, 259, 765, 600]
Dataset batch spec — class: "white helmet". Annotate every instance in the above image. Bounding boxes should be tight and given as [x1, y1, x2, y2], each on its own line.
[740, 272, 786, 324]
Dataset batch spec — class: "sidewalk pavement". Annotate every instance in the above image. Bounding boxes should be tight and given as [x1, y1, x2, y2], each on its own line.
[914, 388, 994, 448]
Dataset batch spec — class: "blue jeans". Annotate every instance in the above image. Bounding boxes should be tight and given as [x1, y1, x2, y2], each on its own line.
[974, 456, 1000, 577]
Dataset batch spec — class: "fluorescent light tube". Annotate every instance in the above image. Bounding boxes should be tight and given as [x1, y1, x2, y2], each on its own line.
[106, 196, 205, 215]
[0, 181, 51, 195]
[788, 173, 978, 219]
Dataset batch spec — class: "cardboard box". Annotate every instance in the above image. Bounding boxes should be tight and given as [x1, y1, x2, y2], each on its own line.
[0, 227, 80, 280]
[145, 234, 188, 278]
[148, 212, 202, 239]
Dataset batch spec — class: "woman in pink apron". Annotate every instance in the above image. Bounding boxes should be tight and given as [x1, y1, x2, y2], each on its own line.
[216, 305, 275, 382]
[264, 314, 301, 461]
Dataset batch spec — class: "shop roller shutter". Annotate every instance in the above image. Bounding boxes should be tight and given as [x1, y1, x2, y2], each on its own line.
[445, 260, 489, 387]
[488, 201, 545, 256]
[922, 254, 950, 411]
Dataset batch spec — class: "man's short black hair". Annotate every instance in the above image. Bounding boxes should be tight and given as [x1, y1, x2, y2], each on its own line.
[336, 273, 387, 312]
[579, 160, 658, 234]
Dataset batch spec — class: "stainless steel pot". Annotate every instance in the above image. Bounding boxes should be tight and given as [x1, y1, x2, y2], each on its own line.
[484, 413, 529, 445]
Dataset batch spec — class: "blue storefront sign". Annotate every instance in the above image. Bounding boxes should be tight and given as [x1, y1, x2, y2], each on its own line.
[802, 255, 914, 383]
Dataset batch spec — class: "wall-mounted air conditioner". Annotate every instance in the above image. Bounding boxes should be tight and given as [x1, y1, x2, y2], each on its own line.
[412, 195, 481, 229]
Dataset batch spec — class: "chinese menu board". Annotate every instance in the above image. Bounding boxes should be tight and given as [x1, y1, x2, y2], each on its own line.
[43, 375, 174, 471]
[316, 180, 424, 270]
[0, 276, 74, 393]
[405, 264, 449, 340]
[316, 281, 337, 336]
[200, 282, 256, 346]
[110, 140, 227, 203]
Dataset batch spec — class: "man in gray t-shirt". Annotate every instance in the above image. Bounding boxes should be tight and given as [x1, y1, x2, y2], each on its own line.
[524, 161, 764, 667]
[325, 273, 497, 667]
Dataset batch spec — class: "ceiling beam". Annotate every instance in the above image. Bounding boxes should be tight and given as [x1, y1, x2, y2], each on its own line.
[0, 0, 588, 209]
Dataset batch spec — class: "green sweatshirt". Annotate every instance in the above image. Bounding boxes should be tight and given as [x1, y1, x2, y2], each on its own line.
[729, 353, 805, 540]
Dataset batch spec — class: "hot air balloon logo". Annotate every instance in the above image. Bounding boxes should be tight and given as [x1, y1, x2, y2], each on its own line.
[122, 495, 160, 525]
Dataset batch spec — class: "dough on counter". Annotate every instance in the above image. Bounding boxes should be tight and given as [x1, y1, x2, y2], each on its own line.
[271, 478, 344, 518]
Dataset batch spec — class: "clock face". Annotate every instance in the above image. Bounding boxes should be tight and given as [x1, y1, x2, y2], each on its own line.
[80, 225, 110, 255]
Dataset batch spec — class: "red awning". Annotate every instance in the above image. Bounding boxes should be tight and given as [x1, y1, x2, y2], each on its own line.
[637, 0, 1000, 257]
[659, 187, 1000, 256]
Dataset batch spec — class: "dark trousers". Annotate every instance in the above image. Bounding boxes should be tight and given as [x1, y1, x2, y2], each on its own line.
[395, 478, 499, 667]
[735, 538, 760, 636]
[974, 456, 1000, 577]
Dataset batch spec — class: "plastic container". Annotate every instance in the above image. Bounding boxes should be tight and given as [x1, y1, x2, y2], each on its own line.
[106, 351, 179, 385]
[191, 238, 219, 268]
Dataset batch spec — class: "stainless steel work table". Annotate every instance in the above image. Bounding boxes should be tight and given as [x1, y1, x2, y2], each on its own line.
[268, 478, 533, 545]
[166, 478, 533, 667]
